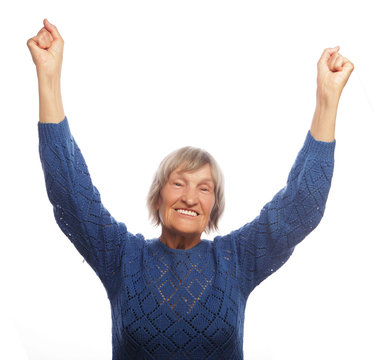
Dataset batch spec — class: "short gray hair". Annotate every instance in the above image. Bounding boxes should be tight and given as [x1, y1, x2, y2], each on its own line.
[147, 146, 225, 233]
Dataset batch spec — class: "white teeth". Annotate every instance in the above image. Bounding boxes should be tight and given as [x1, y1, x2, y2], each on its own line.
[176, 209, 198, 217]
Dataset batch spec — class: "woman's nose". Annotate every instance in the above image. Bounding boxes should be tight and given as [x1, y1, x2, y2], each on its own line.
[182, 187, 198, 205]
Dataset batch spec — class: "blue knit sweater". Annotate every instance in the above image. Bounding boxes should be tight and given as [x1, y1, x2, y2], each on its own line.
[38, 117, 335, 359]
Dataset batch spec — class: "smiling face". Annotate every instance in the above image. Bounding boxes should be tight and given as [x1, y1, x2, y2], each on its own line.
[157, 163, 216, 240]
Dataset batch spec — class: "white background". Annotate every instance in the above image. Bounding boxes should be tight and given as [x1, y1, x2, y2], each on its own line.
[1, 0, 376, 359]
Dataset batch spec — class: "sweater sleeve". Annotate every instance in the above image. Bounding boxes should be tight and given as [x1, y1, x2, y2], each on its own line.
[214, 130, 336, 299]
[38, 116, 127, 295]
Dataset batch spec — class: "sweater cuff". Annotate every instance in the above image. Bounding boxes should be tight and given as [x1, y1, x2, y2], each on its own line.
[299, 130, 336, 160]
[38, 116, 72, 144]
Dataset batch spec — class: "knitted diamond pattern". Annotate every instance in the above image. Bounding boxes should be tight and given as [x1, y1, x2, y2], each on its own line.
[38, 117, 335, 359]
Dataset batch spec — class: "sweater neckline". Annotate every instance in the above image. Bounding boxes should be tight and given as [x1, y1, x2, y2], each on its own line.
[156, 238, 207, 254]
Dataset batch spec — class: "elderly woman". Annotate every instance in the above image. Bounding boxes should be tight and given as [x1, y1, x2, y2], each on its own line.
[28, 19, 353, 359]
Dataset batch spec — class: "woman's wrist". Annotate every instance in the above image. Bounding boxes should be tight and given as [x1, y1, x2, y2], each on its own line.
[37, 70, 61, 87]
[316, 88, 340, 108]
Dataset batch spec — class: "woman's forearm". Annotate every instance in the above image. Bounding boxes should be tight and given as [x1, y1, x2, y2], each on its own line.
[38, 74, 65, 124]
[310, 95, 339, 142]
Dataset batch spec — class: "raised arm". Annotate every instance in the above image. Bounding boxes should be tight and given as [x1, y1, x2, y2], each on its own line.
[28, 20, 127, 297]
[215, 47, 354, 299]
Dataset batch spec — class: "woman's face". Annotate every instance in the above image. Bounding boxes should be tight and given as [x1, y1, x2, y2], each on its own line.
[158, 163, 216, 238]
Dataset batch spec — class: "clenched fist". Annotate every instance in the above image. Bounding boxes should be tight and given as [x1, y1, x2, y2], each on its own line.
[316, 46, 354, 102]
[27, 19, 64, 78]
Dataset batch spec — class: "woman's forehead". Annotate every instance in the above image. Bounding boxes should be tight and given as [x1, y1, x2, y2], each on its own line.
[170, 163, 214, 181]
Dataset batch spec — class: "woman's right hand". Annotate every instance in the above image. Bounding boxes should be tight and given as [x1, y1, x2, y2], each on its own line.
[27, 19, 64, 78]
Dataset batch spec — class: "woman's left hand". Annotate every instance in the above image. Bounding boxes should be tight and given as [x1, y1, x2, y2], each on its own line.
[316, 46, 354, 103]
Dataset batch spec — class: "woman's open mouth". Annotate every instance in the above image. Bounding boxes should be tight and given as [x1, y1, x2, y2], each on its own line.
[176, 209, 199, 217]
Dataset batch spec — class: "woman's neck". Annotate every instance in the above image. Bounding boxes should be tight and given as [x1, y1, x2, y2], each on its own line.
[159, 227, 202, 250]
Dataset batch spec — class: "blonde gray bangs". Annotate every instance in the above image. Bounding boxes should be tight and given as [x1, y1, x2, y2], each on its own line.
[147, 146, 225, 233]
